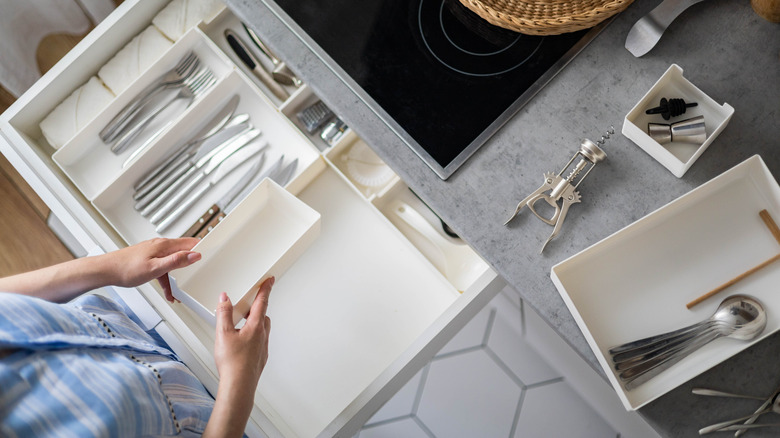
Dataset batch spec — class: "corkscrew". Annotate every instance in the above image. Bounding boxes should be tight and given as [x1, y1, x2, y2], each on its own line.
[505, 127, 612, 253]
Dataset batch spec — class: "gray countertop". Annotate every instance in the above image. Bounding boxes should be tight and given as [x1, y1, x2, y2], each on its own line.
[226, 0, 779, 435]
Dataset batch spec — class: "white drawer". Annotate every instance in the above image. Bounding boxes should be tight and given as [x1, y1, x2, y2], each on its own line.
[0, 1, 504, 436]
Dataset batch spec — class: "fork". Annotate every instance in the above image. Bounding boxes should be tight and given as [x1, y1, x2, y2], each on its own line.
[110, 67, 216, 155]
[100, 52, 199, 143]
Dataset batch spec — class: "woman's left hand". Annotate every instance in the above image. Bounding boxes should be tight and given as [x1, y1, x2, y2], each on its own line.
[101, 237, 201, 302]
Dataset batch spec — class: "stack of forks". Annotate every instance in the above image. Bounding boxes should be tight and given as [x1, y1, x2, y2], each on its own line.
[100, 51, 216, 158]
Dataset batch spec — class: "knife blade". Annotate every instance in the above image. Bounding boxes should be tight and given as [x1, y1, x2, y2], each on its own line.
[133, 95, 240, 192]
[156, 139, 268, 233]
[625, 0, 705, 57]
[193, 156, 297, 238]
[136, 122, 251, 214]
[181, 151, 267, 237]
[150, 128, 262, 224]
[224, 28, 289, 101]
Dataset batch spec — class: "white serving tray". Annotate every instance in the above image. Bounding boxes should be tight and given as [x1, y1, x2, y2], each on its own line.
[551, 155, 780, 410]
[622, 64, 734, 178]
[171, 179, 321, 326]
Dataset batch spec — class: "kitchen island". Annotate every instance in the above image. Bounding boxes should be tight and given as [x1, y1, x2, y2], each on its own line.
[226, 0, 779, 435]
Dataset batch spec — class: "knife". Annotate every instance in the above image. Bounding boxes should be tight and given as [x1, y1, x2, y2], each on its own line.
[156, 139, 268, 233]
[133, 95, 240, 192]
[181, 151, 267, 237]
[191, 156, 297, 238]
[150, 128, 262, 224]
[224, 28, 289, 101]
[625, 0, 706, 57]
[136, 122, 252, 214]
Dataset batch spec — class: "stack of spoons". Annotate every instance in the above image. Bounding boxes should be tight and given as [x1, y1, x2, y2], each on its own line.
[608, 295, 767, 390]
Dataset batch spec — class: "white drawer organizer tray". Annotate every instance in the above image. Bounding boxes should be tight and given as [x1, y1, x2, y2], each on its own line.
[551, 155, 780, 410]
[0, 1, 502, 437]
[622, 64, 734, 178]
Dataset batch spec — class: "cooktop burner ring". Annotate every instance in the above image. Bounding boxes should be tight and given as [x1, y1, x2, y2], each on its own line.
[418, 0, 545, 77]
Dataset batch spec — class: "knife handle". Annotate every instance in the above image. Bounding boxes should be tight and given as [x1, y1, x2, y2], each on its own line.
[195, 211, 227, 239]
[182, 204, 220, 238]
[156, 180, 212, 233]
[151, 172, 205, 224]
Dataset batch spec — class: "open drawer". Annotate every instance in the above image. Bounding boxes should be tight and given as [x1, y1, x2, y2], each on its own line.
[0, 1, 503, 436]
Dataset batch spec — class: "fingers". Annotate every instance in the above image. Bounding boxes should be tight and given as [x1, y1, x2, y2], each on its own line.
[152, 250, 201, 277]
[216, 292, 235, 332]
[246, 277, 274, 325]
[152, 237, 200, 255]
[156, 274, 174, 302]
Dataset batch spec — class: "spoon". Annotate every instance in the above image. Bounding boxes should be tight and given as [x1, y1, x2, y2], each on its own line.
[611, 295, 766, 389]
[609, 295, 766, 357]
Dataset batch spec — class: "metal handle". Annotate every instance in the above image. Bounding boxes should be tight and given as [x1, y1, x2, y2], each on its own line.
[139, 165, 196, 215]
[151, 172, 205, 224]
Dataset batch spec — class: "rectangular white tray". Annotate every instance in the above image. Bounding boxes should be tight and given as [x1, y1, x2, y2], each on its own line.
[172, 179, 321, 326]
[551, 155, 780, 410]
[622, 64, 734, 178]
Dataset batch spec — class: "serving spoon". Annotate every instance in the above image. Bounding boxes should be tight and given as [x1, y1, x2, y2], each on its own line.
[609, 295, 766, 389]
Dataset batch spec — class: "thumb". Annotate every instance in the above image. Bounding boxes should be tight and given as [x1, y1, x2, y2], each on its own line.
[216, 292, 235, 332]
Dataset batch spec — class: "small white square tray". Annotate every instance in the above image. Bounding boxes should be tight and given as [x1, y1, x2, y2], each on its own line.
[551, 155, 780, 410]
[171, 179, 321, 326]
[622, 64, 734, 178]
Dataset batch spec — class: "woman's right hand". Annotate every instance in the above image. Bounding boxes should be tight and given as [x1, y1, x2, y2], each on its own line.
[204, 277, 273, 438]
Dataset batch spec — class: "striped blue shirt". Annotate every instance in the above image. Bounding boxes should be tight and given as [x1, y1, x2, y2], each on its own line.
[0, 292, 215, 437]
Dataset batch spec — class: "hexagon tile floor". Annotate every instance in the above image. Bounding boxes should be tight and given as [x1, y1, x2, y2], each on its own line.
[356, 288, 619, 438]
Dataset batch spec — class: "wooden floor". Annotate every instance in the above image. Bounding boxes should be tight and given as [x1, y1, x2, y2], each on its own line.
[0, 21, 94, 277]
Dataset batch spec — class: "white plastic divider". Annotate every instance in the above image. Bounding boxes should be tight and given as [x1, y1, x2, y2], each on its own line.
[92, 71, 321, 243]
[171, 179, 321, 326]
[52, 29, 234, 199]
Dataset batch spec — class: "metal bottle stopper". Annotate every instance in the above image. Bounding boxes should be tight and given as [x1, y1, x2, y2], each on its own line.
[505, 127, 611, 253]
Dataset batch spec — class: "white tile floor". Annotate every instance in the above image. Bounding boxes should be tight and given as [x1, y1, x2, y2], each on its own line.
[357, 288, 619, 438]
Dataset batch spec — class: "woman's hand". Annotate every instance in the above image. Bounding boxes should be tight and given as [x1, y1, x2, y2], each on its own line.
[99, 237, 201, 302]
[204, 277, 273, 438]
[0, 237, 201, 303]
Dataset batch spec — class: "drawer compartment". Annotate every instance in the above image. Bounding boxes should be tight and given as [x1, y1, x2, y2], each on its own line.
[0, 1, 503, 436]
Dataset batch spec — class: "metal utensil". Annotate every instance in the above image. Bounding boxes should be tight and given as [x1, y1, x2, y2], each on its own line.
[225, 28, 289, 101]
[242, 23, 302, 87]
[134, 121, 251, 212]
[149, 128, 262, 223]
[181, 151, 267, 237]
[100, 52, 199, 143]
[700, 393, 780, 434]
[186, 156, 296, 238]
[156, 140, 268, 233]
[625, 0, 706, 57]
[111, 67, 217, 155]
[132, 96, 240, 192]
[610, 295, 766, 390]
[692, 388, 765, 401]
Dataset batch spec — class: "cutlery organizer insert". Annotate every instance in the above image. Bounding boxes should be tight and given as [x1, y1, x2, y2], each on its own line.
[0, 1, 502, 436]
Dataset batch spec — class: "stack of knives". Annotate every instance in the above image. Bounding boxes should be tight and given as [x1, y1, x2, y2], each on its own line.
[131, 94, 298, 236]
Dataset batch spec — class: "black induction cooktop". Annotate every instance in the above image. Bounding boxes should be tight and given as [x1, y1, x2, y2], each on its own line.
[270, 0, 605, 179]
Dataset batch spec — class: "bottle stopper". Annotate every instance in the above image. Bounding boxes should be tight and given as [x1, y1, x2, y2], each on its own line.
[645, 98, 698, 120]
[648, 115, 706, 144]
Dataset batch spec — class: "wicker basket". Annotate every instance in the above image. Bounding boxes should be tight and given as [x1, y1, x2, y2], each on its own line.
[458, 0, 634, 35]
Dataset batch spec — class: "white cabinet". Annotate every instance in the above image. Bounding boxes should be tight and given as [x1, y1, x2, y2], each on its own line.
[0, 1, 504, 436]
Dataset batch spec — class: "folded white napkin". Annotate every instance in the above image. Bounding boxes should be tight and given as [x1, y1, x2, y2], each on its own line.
[39, 76, 115, 149]
[152, 0, 225, 41]
[98, 25, 173, 96]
